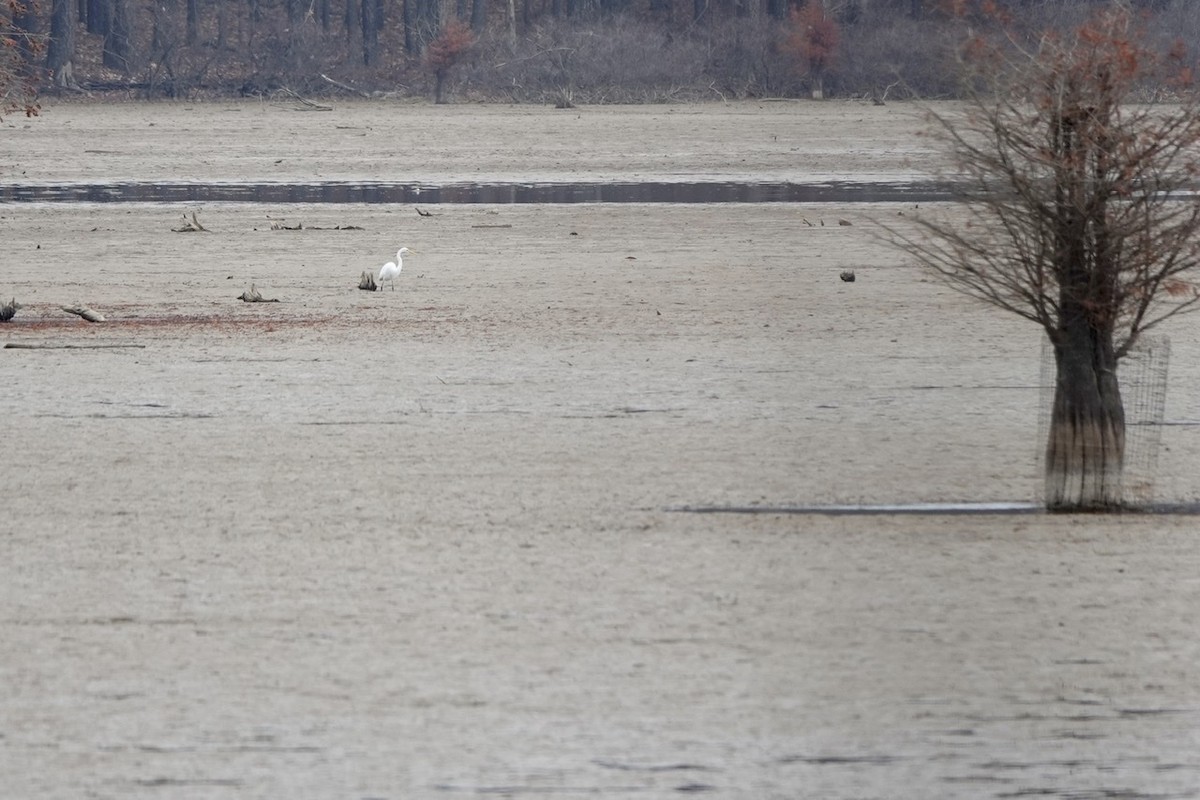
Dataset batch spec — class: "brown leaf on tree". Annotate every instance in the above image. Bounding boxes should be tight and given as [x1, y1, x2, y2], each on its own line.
[425, 21, 475, 104]
[1164, 279, 1196, 298]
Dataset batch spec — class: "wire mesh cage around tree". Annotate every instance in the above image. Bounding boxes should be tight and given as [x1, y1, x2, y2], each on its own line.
[1037, 335, 1170, 507]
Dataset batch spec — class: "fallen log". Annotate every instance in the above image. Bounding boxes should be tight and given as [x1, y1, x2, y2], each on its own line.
[62, 305, 107, 322]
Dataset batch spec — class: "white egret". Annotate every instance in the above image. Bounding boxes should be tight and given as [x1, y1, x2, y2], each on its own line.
[378, 247, 412, 291]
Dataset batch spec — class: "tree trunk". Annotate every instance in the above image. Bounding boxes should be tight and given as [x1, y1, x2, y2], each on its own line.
[1045, 317, 1125, 511]
[86, 0, 108, 35]
[103, 0, 132, 73]
[47, 0, 78, 87]
[434, 68, 446, 103]
[345, 0, 360, 42]
[1042, 100, 1125, 511]
[402, 0, 416, 53]
[361, 0, 377, 64]
[810, 68, 824, 100]
[216, 0, 227, 48]
[470, 0, 486, 34]
[186, 0, 199, 44]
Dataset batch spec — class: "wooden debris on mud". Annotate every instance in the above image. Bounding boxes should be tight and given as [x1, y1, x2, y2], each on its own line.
[358, 271, 378, 291]
[62, 305, 107, 322]
[237, 284, 279, 302]
[320, 73, 371, 97]
[0, 298, 19, 322]
[172, 212, 209, 232]
[279, 88, 332, 111]
[416, 207, 434, 217]
[268, 220, 364, 231]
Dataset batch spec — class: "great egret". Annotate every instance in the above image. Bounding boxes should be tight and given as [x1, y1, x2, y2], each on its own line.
[378, 247, 412, 291]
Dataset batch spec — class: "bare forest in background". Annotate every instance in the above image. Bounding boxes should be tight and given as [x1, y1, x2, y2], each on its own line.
[2, 0, 1200, 106]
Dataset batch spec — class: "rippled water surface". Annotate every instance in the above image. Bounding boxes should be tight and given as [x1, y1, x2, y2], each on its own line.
[0, 179, 954, 204]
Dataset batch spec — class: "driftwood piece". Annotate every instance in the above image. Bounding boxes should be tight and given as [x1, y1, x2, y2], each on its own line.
[280, 88, 332, 111]
[358, 271, 378, 291]
[266, 221, 364, 231]
[320, 73, 371, 97]
[416, 207, 434, 217]
[0, 298, 19, 322]
[172, 211, 208, 232]
[237, 284, 280, 302]
[62, 305, 107, 322]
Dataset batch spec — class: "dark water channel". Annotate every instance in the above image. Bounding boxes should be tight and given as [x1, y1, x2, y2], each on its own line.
[0, 180, 954, 204]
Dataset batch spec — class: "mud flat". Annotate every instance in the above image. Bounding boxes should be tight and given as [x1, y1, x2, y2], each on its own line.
[2, 100, 1200, 799]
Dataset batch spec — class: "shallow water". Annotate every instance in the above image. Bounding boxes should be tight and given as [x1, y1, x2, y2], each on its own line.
[0, 179, 953, 204]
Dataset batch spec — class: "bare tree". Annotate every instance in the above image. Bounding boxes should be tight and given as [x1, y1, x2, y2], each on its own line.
[891, 2, 1200, 510]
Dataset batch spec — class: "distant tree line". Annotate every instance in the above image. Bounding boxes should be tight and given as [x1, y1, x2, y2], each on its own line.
[1, 0, 1198, 104]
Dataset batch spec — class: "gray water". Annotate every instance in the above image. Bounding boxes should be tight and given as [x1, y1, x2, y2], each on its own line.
[0, 179, 953, 204]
